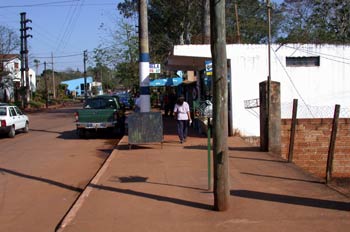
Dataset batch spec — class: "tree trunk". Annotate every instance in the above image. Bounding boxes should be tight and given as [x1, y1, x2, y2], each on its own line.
[210, 0, 230, 211]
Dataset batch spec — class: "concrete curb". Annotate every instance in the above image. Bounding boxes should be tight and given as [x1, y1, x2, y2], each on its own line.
[55, 138, 122, 232]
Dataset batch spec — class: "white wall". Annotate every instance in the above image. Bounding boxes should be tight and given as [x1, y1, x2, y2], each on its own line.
[173, 44, 350, 136]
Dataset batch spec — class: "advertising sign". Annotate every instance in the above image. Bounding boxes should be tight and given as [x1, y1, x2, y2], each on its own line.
[149, 64, 161, 73]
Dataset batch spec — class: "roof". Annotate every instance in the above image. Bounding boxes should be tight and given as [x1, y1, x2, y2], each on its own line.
[0, 54, 20, 62]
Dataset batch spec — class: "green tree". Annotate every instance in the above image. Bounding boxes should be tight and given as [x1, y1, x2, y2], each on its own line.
[278, 0, 350, 43]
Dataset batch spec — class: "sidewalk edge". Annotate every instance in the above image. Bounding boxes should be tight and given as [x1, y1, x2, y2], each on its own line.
[55, 137, 123, 232]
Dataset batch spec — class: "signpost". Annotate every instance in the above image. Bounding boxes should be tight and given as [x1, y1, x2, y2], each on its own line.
[195, 100, 213, 190]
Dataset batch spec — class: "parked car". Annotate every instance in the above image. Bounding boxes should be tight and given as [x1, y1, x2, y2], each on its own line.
[0, 104, 29, 138]
[75, 95, 125, 138]
[113, 92, 133, 110]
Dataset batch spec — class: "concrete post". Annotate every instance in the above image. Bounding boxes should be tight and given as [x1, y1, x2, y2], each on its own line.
[139, 0, 150, 112]
[259, 81, 281, 154]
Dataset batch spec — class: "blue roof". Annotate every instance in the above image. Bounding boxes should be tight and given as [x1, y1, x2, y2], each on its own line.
[149, 77, 182, 87]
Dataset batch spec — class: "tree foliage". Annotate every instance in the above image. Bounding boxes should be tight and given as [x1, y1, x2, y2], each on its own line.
[88, 0, 350, 93]
[279, 0, 350, 43]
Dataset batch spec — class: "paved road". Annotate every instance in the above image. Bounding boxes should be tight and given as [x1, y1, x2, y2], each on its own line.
[0, 106, 119, 232]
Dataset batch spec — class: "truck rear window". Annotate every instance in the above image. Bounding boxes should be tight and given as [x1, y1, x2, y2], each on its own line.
[84, 98, 117, 109]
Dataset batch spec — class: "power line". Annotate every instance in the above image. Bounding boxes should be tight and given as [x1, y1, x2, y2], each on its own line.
[32, 53, 83, 59]
[272, 48, 315, 118]
[0, 0, 81, 9]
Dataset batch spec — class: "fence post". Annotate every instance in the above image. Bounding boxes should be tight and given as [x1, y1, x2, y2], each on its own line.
[326, 104, 340, 184]
[288, 99, 298, 162]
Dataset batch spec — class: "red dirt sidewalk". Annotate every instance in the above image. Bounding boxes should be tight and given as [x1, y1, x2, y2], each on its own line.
[58, 117, 350, 232]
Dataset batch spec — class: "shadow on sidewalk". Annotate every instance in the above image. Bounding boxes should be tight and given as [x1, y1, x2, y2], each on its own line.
[0, 167, 83, 193]
[89, 183, 213, 210]
[110, 175, 208, 191]
[240, 172, 324, 184]
[230, 155, 286, 163]
[231, 190, 350, 211]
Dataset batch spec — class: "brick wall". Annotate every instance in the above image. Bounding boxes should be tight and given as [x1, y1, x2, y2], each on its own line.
[281, 118, 350, 178]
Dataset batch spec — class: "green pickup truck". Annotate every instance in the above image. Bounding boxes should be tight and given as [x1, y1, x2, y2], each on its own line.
[75, 95, 125, 138]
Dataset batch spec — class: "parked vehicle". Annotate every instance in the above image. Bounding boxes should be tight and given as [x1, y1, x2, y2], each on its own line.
[113, 92, 133, 110]
[0, 104, 29, 138]
[75, 95, 125, 138]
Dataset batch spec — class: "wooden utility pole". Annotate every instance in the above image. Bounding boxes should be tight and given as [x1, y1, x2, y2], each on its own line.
[44, 61, 48, 108]
[234, 2, 241, 43]
[202, 0, 210, 44]
[210, 0, 229, 211]
[266, 0, 272, 151]
[83, 50, 87, 101]
[51, 52, 56, 99]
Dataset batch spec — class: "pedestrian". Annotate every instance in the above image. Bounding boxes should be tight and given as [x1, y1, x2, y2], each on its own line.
[134, 92, 141, 112]
[173, 95, 192, 144]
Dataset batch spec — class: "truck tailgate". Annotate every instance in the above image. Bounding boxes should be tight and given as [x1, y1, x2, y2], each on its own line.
[77, 109, 116, 122]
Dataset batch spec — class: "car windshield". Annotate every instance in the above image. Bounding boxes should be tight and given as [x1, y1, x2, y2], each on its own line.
[0, 107, 7, 116]
[84, 98, 117, 109]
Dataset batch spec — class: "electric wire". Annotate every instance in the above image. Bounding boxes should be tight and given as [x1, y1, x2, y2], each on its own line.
[0, 0, 81, 9]
[272, 48, 315, 118]
[55, 0, 83, 52]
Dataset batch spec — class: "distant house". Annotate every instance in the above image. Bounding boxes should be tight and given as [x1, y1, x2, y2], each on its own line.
[0, 54, 36, 102]
[61, 77, 103, 97]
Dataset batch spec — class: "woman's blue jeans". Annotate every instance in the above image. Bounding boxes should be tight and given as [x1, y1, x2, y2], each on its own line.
[177, 120, 188, 142]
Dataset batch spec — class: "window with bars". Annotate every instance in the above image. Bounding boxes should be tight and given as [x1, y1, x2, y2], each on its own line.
[286, 56, 320, 67]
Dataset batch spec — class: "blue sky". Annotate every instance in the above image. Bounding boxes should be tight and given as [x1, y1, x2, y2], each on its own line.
[0, 0, 122, 74]
[0, 0, 283, 74]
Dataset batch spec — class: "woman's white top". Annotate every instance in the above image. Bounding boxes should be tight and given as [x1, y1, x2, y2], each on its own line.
[174, 102, 190, 120]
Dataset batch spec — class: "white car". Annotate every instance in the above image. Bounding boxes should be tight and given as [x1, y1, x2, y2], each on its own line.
[0, 104, 29, 138]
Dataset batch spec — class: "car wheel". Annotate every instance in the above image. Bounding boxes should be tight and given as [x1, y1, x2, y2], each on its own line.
[8, 126, 15, 138]
[23, 122, 29, 133]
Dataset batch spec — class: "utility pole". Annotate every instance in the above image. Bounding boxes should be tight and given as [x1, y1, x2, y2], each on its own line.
[266, 0, 272, 151]
[210, 0, 229, 211]
[234, 2, 241, 43]
[202, 0, 210, 44]
[44, 61, 48, 108]
[138, 0, 150, 112]
[51, 52, 56, 99]
[83, 50, 88, 101]
[20, 12, 32, 108]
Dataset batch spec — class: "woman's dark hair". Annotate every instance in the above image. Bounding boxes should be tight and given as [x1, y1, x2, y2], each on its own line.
[177, 96, 185, 105]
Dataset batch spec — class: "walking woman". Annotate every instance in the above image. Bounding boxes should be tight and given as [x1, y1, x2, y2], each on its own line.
[174, 95, 192, 143]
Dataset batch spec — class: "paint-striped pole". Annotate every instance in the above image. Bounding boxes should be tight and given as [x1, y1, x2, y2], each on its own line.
[139, 0, 150, 112]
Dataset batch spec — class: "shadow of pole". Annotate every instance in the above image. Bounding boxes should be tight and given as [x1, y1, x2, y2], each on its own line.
[0, 167, 83, 192]
[89, 183, 213, 210]
[231, 190, 350, 211]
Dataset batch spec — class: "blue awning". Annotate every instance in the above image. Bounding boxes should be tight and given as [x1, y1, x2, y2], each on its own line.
[149, 77, 183, 87]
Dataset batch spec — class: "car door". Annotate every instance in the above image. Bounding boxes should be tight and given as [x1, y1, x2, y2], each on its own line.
[13, 106, 26, 129]
[7, 107, 17, 128]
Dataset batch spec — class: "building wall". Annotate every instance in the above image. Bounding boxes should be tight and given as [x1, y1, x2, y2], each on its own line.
[281, 118, 350, 178]
[61, 77, 93, 96]
[173, 44, 350, 136]
[1, 58, 36, 100]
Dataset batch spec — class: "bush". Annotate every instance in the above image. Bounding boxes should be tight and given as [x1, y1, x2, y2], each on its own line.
[29, 100, 44, 109]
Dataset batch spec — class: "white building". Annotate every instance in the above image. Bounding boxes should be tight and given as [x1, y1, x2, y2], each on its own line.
[0, 54, 36, 101]
[167, 44, 350, 136]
